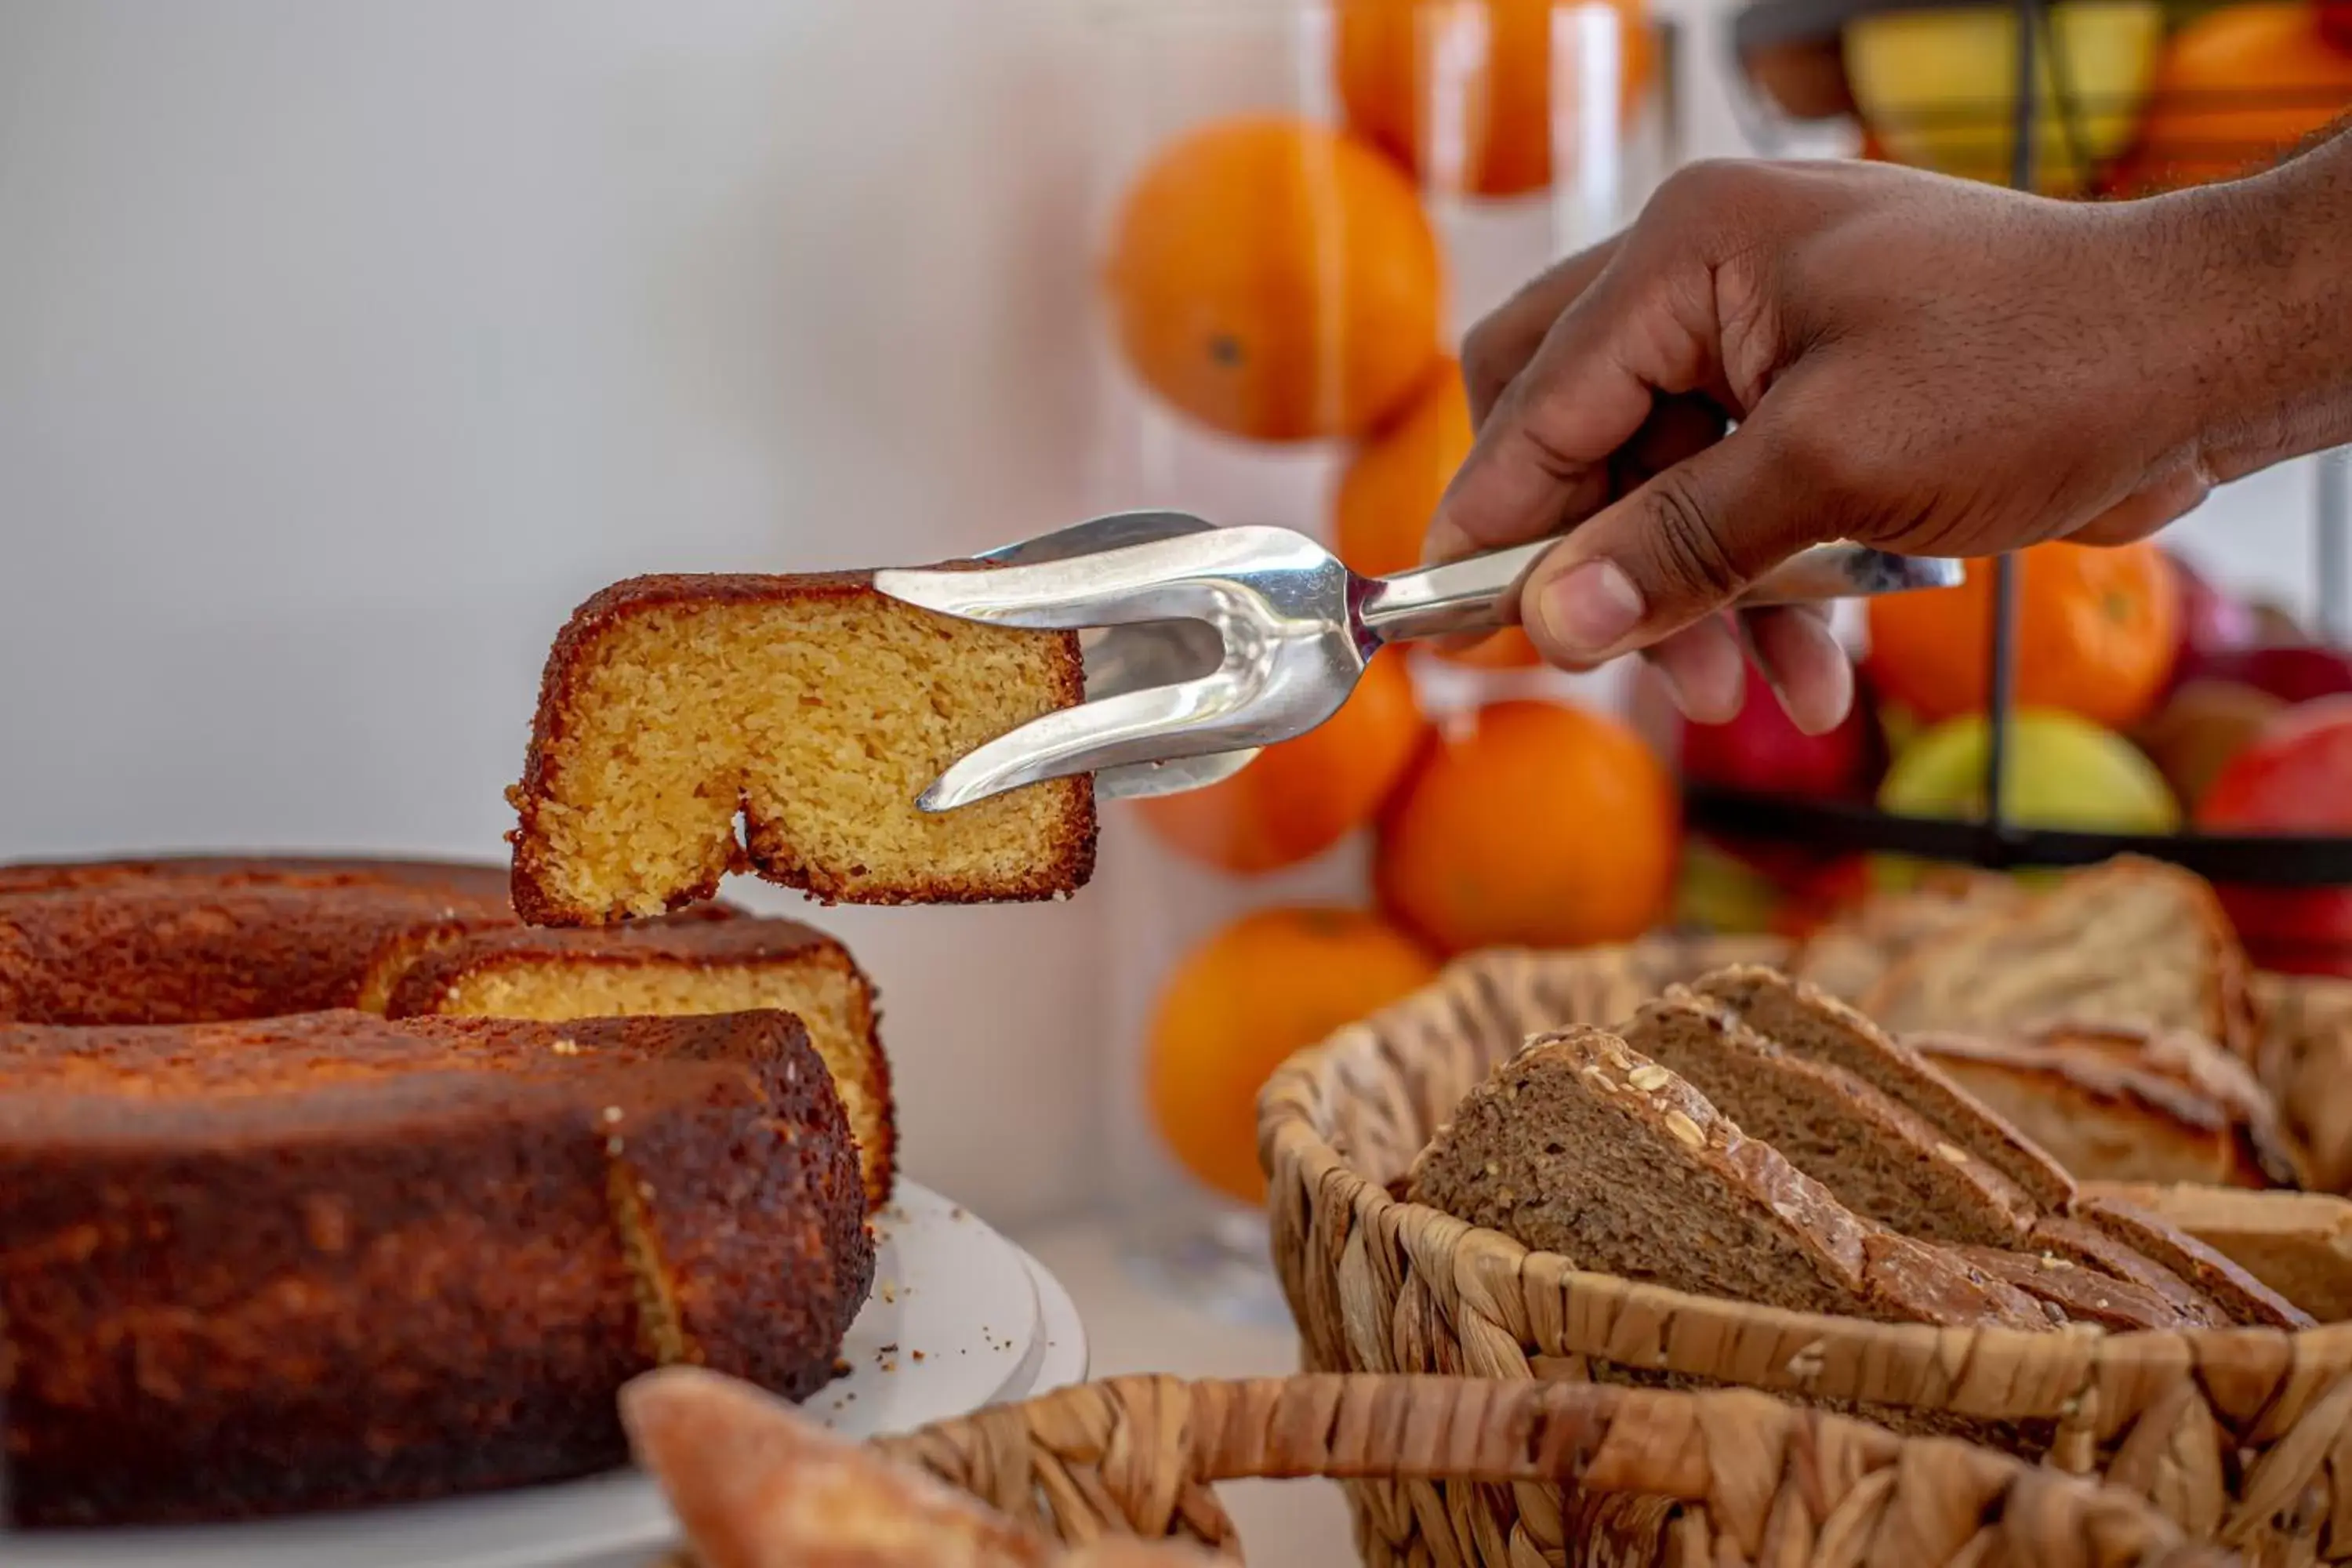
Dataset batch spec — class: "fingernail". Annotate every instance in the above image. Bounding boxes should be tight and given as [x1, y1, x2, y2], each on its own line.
[1534, 560, 1643, 656]
[1419, 517, 1472, 565]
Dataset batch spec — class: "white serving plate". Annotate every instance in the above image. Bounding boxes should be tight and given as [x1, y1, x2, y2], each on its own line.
[10, 1181, 1080, 1568]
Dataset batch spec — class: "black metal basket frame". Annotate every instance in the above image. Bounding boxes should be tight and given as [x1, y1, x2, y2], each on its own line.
[1698, 0, 2352, 886]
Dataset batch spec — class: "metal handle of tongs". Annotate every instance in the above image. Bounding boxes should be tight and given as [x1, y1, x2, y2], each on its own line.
[1358, 540, 1965, 646]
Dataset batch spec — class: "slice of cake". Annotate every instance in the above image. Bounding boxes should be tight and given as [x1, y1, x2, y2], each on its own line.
[507, 572, 1097, 924]
[372, 913, 897, 1209]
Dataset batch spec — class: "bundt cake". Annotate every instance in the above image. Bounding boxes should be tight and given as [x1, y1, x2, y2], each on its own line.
[505, 571, 1097, 924]
[0, 1009, 872, 1526]
[0, 855, 891, 1526]
[369, 911, 895, 1207]
[0, 855, 895, 1209]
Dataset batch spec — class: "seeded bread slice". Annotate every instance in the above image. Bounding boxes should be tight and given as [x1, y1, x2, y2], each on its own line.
[1620, 995, 2037, 1247]
[2021, 1215, 2230, 1327]
[1405, 1026, 2053, 1330]
[1908, 1025, 2292, 1190]
[2071, 1192, 2315, 1329]
[2084, 1183, 2352, 1323]
[1860, 857, 2261, 1065]
[1948, 1246, 2199, 1331]
[1686, 967, 2078, 1212]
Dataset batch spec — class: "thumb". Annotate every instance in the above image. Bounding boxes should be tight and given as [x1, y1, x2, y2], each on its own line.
[1512, 416, 1826, 666]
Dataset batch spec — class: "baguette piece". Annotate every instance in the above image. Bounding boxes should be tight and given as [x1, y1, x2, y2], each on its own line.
[1406, 1026, 2053, 1330]
[1620, 995, 2037, 1247]
[509, 572, 1096, 924]
[2085, 1182, 2352, 1323]
[1685, 967, 2077, 1212]
[2071, 1192, 2314, 1328]
[622, 1367, 1214, 1568]
[1908, 1025, 2291, 1191]
[1860, 857, 2261, 1063]
[622, 1364, 1057, 1568]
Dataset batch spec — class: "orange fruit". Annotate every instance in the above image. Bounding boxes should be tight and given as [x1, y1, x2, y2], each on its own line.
[1864, 541, 2180, 731]
[1335, 0, 1657, 199]
[1133, 651, 1430, 874]
[1374, 699, 1679, 953]
[1146, 906, 1439, 1205]
[1103, 116, 1443, 443]
[2107, 4, 2352, 192]
[1334, 363, 1543, 670]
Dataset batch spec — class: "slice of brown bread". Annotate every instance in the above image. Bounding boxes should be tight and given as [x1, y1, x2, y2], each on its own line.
[1405, 1026, 2054, 1330]
[1685, 966, 2078, 1212]
[1860, 857, 2261, 1065]
[1621, 994, 2036, 1247]
[1791, 876, 2029, 1001]
[1949, 1246, 2199, 1331]
[2071, 1192, 2315, 1328]
[2084, 1183, 2352, 1323]
[1908, 1026, 2291, 1190]
[2023, 1215, 2230, 1327]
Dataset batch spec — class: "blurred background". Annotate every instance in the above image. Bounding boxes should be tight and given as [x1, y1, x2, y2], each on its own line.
[2, 0, 2343, 1254]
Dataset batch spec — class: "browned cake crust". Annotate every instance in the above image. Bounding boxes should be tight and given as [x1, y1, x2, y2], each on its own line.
[507, 572, 1097, 923]
[0, 854, 514, 901]
[0, 881, 514, 1025]
[0, 1010, 873, 1527]
[378, 915, 898, 1209]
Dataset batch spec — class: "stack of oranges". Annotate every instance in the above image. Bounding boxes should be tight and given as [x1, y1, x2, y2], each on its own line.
[1099, 6, 1668, 1207]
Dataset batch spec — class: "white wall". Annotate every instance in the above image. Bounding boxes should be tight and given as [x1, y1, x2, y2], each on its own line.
[0, 0, 1116, 1223]
[0, 0, 2328, 1225]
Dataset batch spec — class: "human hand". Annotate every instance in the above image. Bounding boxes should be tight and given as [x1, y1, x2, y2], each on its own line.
[1430, 156, 2234, 733]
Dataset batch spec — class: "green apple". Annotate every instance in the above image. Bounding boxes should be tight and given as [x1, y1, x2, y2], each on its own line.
[1846, 1, 2165, 194]
[1874, 707, 2180, 889]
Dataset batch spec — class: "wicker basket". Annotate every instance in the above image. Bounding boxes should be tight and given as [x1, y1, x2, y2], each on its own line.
[1259, 941, 2352, 1567]
[874, 1372, 2234, 1565]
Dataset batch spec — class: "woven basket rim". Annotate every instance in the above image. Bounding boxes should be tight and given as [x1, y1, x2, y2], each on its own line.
[871, 1370, 2227, 1564]
[1259, 943, 2352, 1403]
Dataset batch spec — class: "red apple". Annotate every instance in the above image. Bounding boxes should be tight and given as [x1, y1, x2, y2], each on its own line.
[2196, 696, 2352, 975]
[2172, 643, 2352, 706]
[1673, 661, 1881, 801]
[2323, 0, 2352, 51]
[2165, 549, 2264, 671]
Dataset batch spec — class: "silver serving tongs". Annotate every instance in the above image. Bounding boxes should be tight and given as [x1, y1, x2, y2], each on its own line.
[875, 512, 1959, 812]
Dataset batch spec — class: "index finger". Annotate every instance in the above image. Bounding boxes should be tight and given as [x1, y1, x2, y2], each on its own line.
[1428, 249, 1717, 563]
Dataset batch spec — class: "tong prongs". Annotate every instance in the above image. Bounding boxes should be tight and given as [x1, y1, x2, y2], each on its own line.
[872, 524, 1323, 633]
[913, 676, 1258, 813]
